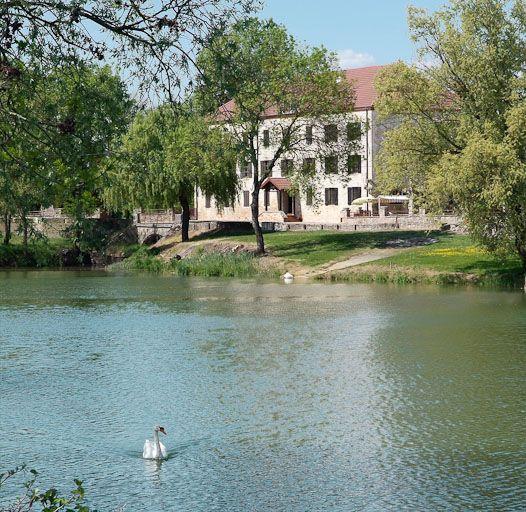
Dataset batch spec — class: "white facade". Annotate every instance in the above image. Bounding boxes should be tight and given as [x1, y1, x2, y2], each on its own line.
[196, 109, 387, 224]
[196, 65, 390, 225]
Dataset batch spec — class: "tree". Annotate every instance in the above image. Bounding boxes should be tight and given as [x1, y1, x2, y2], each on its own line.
[0, 62, 132, 252]
[196, 18, 357, 254]
[105, 107, 238, 242]
[0, 62, 59, 250]
[374, 0, 526, 287]
[43, 63, 133, 249]
[0, 0, 258, 102]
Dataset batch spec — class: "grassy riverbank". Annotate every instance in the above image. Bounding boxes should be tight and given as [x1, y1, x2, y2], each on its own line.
[322, 234, 523, 287]
[197, 230, 522, 287]
[210, 230, 427, 266]
[3, 229, 523, 289]
[0, 238, 71, 267]
[111, 245, 277, 278]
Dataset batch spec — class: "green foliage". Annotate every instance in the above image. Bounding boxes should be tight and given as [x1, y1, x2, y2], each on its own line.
[375, 0, 526, 275]
[1, 0, 257, 111]
[0, 238, 69, 268]
[170, 252, 265, 278]
[0, 466, 91, 512]
[112, 246, 271, 278]
[45, 64, 133, 223]
[105, 107, 239, 241]
[0, 62, 132, 250]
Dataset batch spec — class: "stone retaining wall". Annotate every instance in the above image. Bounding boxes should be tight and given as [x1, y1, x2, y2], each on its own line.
[262, 215, 463, 233]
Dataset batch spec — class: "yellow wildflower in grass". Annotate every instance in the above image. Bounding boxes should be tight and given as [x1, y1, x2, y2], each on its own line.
[426, 246, 485, 258]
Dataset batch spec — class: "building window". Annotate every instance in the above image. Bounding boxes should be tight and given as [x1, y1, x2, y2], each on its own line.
[243, 190, 250, 207]
[325, 188, 338, 206]
[347, 122, 362, 141]
[260, 160, 272, 176]
[205, 194, 211, 208]
[306, 125, 313, 145]
[240, 161, 252, 178]
[348, 155, 361, 173]
[324, 124, 338, 143]
[263, 129, 270, 147]
[348, 187, 362, 205]
[281, 159, 293, 176]
[325, 155, 338, 174]
[302, 158, 316, 175]
[264, 188, 270, 210]
[306, 189, 313, 206]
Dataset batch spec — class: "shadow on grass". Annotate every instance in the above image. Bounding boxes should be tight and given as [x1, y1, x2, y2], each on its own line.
[266, 230, 448, 258]
[455, 258, 523, 287]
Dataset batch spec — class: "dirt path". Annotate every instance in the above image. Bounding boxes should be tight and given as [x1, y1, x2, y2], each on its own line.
[296, 248, 405, 279]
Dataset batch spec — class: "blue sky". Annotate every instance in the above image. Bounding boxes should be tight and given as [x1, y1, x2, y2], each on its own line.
[260, 0, 446, 67]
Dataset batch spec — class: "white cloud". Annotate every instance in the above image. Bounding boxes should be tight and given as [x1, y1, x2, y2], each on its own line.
[337, 48, 376, 69]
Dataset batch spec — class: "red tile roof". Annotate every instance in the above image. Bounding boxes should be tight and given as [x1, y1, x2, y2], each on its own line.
[343, 65, 385, 111]
[217, 65, 386, 120]
[260, 177, 291, 191]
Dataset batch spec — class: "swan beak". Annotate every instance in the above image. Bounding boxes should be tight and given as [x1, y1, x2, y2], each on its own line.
[159, 427, 167, 435]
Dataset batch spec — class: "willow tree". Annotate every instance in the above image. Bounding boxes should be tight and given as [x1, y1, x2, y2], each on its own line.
[196, 18, 356, 254]
[375, 0, 526, 287]
[105, 108, 238, 242]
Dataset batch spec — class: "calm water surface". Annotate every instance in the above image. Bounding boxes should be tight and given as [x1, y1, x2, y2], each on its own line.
[1, 271, 525, 511]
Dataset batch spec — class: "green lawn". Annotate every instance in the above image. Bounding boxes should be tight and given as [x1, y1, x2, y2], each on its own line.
[213, 230, 523, 286]
[372, 234, 521, 276]
[216, 230, 445, 267]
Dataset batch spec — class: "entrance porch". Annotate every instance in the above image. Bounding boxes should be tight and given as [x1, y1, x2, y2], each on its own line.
[260, 177, 302, 222]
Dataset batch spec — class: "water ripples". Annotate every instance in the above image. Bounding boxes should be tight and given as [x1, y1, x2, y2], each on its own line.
[1, 272, 525, 510]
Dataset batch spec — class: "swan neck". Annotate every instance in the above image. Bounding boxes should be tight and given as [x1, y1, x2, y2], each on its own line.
[153, 429, 161, 456]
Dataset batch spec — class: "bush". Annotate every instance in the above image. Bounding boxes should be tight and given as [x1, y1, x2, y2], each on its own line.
[0, 240, 64, 268]
[0, 466, 91, 512]
[112, 247, 274, 278]
[169, 252, 261, 277]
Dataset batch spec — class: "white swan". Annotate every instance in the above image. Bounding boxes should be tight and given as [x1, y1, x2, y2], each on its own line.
[143, 425, 168, 460]
[283, 272, 294, 284]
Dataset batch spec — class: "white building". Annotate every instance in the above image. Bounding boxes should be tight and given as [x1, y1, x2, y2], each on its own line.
[196, 65, 395, 225]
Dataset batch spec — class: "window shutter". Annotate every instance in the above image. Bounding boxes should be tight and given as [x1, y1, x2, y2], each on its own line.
[325, 156, 338, 174]
[205, 195, 211, 208]
[281, 159, 293, 176]
[240, 161, 252, 178]
[347, 122, 362, 141]
[325, 188, 338, 205]
[243, 190, 250, 207]
[347, 155, 361, 173]
[348, 187, 361, 205]
[263, 130, 270, 147]
[306, 189, 313, 206]
[325, 124, 338, 143]
[306, 125, 313, 144]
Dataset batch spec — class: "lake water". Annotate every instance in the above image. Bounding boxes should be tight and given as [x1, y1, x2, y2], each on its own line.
[1, 271, 525, 511]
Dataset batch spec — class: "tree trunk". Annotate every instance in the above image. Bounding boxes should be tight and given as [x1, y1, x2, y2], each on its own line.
[179, 193, 190, 243]
[2, 212, 11, 245]
[516, 239, 526, 292]
[521, 255, 526, 293]
[22, 215, 29, 256]
[251, 185, 265, 254]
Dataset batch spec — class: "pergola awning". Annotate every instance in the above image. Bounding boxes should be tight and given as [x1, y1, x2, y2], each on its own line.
[260, 177, 292, 191]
